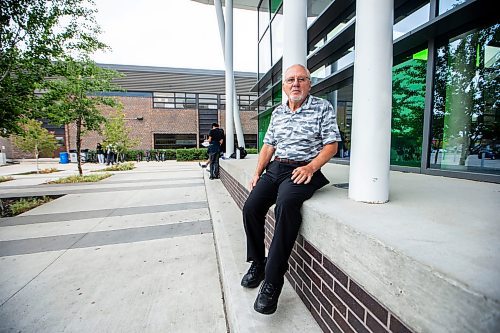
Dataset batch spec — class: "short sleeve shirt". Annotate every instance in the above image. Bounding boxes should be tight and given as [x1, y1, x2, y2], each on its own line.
[209, 128, 224, 145]
[208, 128, 224, 153]
[263, 95, 341, 161]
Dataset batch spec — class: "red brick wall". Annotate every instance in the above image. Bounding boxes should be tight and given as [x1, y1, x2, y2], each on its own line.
[219, 167, 415, 333]
[66, 96, 256, 151]
[6, 95, 258, 158]
[2, 136, 60, 159]
[220, 110, 258, 134]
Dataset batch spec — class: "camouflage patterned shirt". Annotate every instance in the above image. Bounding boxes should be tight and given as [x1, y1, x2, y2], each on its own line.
[263, 95, 341, 161]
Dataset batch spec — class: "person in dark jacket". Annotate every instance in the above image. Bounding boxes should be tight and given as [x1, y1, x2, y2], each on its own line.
[207, 123, 224, 179]
[96, 143, 105, 164]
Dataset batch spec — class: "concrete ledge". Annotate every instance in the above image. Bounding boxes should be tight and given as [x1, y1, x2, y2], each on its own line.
[204, 170, 322, 333]
[220, 157, 500, 333]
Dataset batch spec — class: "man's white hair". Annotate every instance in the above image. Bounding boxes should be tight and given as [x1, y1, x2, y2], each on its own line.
[283, 64, 311, 80]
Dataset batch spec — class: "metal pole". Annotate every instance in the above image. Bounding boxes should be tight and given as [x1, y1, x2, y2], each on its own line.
[214, 0, 245, 152]
[224, 0, 235, 158]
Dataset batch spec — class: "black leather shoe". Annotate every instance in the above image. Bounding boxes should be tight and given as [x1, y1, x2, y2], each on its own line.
[241, 260, 266, 288]
[254, 282, 283, 315]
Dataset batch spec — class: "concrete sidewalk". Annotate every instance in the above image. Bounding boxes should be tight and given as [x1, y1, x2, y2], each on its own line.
[0, 161, 320, 332]
[0, 161, 226, 332]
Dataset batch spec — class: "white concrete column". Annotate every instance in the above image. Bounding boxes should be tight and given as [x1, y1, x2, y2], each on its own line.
[348, 0, 394, 203]
[282, 0, 307, 103]
[224, 0, 235, 157]
[214, 0, 245, 151]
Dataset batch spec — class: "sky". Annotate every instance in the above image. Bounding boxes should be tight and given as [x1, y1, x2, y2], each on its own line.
[91, 0, 258, 73]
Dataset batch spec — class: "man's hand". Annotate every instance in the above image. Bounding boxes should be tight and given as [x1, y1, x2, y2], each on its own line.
[291, 143, 338, 184]
[249, 174, 260, 190]
[291, 164, 315, 184]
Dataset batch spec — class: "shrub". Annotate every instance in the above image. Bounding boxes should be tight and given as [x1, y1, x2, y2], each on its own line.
[99, 162, 135, 171]
[146, 149, 177, 160]
[124, 149, 142, 161]
[0, 176, 14, 183]
[48, 173, 112, 184]
[10, 196, 53, 215]
[39, 168, 59, 174]
[246, 148, 258, 154]
[176, 148, 208, 161]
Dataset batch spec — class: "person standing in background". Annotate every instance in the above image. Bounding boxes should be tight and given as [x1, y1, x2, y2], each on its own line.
[96, 143, 105, 164]
[207, 123, 224, 180]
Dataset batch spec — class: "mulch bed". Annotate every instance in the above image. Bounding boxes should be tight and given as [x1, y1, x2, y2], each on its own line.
[0, 195, 63, 218]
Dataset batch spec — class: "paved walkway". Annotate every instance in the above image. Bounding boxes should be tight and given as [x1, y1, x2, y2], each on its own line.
[0, 161, 226, 332]
[0, 160, 320, 333]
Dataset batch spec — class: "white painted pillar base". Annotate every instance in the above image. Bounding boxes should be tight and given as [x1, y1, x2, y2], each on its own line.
[224, 0, 235, 158]
[348, 0, 394, 203]
[282, 0, 307, 103]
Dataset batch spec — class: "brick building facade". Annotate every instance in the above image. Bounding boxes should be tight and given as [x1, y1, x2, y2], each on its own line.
[2, 64, 257, 159]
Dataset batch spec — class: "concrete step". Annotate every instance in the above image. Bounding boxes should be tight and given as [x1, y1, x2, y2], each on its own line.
[204, 171, 322, 333]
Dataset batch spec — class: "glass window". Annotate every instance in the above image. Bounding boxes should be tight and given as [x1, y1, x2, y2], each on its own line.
[270, 0, 282, 14]
[272, 87, 282, 105]
[154, 134, 197, 149]
[431, 23, 500, 175]
[271, 9, 283, 65]
[308, 15, 355, 56]
[259, 96, 273, 109]
[198, 98, 217, 104]
[259, 0, 270, 39]
[319, 85, 353, 158]
[259, 29, 272, 79]
[311, 66, 327, 84]
[153, 92, 174, 98]
[199, 104, 218, 110]
[198, 94, 217, 99]
[154, 92, 196, 109]
[259, 77, 272, 93]
[310, 48, 355, 85]
[258, 110, 273, 150]
[272, 69, 282, 85]
[307, 0, 334, 27]
[391, 49, 427, 167]
[244, 134, 258, 148]
[438, 0, 466, 15]
[394, 3, 430, 40]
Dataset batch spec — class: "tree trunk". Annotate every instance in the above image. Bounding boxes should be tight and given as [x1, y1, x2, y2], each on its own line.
[35, 144, 39, 173]
[76, 116, 83, 175]
[65, 124, 70, 153]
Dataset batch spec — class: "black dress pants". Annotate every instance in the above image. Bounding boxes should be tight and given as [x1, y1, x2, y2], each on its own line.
[242, 161, 329, 286]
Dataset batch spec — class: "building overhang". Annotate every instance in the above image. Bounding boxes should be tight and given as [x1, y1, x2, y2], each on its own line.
[190, 0, 260, 11]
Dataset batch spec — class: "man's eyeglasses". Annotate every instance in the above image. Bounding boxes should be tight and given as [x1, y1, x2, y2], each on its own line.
[284, 77, 310, 85]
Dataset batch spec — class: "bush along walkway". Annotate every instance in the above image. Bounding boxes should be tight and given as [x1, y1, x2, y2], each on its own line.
[0, 195, 61, 218]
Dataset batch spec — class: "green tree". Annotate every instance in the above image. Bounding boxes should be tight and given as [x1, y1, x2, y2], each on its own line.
[42, 58, 122, 175]
[0, 0, 107, 136]
[102, 109, 140, 162]
[12, 119, 57, 173]
[391, 56, 427, 166]
[433, 24, 499, 166]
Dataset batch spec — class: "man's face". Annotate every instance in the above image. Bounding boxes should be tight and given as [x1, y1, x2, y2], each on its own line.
[282, 65, 311, 103]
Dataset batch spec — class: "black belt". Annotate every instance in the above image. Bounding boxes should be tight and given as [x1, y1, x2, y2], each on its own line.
[274, 157, 309, 166]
